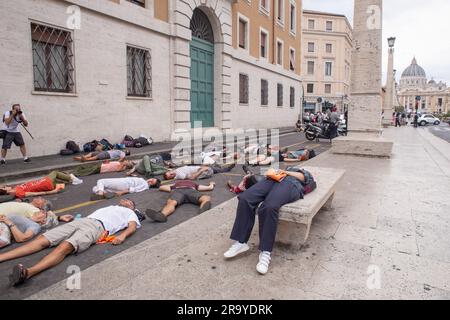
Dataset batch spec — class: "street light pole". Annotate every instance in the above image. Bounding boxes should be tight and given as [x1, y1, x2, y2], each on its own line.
[383, 37, 396, 127]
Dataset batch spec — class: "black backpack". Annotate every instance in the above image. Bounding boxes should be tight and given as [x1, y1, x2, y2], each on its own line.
[66, 141, 80, 154]
[99, 138, 114, 151]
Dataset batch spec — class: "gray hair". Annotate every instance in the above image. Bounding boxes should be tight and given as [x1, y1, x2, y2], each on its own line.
[42, 200, 53, 212]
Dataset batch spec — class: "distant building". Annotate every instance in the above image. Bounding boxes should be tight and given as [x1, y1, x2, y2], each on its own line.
[397, 58, 449, 114]
[301, 9, 353, 114]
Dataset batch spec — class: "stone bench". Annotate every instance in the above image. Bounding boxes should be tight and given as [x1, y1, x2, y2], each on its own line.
[275, 166, 345, 248]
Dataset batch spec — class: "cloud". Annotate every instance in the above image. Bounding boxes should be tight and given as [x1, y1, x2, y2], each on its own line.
[303, 0, 450, 84]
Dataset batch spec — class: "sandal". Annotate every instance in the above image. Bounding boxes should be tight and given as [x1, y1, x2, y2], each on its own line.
[9, 264, 28, 287]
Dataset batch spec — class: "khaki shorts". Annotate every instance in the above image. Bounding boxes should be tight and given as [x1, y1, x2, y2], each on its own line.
[43, 218, 104, 253]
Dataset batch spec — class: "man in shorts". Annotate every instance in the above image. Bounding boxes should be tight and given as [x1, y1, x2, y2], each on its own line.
[0, 199, 141, 286]
[73, 149, 130, 162]
[145, 180, 215, 223]
[1, 104, 30, 164]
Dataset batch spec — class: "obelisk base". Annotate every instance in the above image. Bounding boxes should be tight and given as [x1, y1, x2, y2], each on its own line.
[331, 132, 393, 158]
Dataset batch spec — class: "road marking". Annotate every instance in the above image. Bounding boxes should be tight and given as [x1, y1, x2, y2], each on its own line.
[54, 200, 102, 214]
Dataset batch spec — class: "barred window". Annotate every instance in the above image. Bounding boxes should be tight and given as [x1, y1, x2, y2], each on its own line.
[261, 79, 268, 106]
[277, 83, 283, 107]
[127, 46, 152, 98]
[127, 0, 145, 7]
[31, 23, 75, 93]
[239, 74, 249, 104]
[290, 87, 295, 108]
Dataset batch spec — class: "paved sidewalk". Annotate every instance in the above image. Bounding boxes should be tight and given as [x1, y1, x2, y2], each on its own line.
[29, 126, 450, 299]
[0, 127, 296, 183]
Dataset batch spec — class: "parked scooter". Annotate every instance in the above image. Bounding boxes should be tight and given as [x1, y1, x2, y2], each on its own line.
[337, 122, 347, 136]
[304, 120, 336, 142]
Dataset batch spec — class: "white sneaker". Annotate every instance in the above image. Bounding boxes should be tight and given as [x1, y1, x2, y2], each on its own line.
[224, 242, 249, 259]
[256, 251, 271, 275]
[70, 174, 83, 185]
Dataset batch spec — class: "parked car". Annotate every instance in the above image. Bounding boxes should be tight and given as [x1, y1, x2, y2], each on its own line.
[417, 114, 441, 126]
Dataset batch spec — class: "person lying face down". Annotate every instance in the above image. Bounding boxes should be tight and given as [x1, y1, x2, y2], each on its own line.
[90, 177, 161, 200]
[0, 171, 82, 199]
[1, 199, 141, 286]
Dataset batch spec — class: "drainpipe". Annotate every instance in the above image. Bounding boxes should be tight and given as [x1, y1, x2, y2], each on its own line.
[272, 0, 276, 64]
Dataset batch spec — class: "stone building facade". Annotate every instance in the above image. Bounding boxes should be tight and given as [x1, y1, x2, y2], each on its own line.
[0, 0, 303, 159]
[397, 58, 449, 114]
[301, 10, 352, 114]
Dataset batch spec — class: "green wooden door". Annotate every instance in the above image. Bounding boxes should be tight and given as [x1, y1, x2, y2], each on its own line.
[190, 37, 214, 128]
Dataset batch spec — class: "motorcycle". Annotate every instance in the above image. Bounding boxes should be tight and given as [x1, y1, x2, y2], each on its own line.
[337, 122, 347, 136]
[304, 121, 336, 142]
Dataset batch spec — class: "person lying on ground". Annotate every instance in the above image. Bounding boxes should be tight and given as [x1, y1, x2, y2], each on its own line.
[0, 200, 72, 248]
[246, 145, 288, 166]
[226, 165, 264, 194]
[90, 177, 161, 200]
[0, 171, 83, 200]
[73, 160, 134, 177]
[224, 167, 314, 275]
[73, 149, 130, 162]
[126, 155, 168, 178]
[145, 180, 215, 223]
[1, 199, 141, 286]
[163, 163, 235, 181]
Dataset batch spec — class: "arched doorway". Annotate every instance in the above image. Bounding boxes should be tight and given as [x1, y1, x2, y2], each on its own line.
[190, 8, 215, 128]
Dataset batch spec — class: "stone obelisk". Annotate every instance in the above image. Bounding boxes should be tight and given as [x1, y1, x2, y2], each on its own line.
[382, 45, 395, 127]
[332, 0, 393, 157]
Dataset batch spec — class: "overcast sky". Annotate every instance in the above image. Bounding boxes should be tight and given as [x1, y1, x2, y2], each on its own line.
[303, 0, 450, 84]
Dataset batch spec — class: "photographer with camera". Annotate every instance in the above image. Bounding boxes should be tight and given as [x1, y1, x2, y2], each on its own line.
[1, 104, 30, 164]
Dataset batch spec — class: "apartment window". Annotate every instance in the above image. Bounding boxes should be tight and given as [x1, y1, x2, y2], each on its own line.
[326, 21, 333, 32]
[276, 0, 284, 24]
[290, 87, 295, 108]
[127, 46, 152, 97]
[238, 17, 248, 49]
[308, 42, 315, 53]
[308, 19, 315, 29]
[276, 40, 283, 65]
[325, 84, 332, 94]
[289, 48, 295, 71]
[259, 0, 270, 13]
[31, 23, 75, 93]
[261, 79, 269, 106]
[260, 29, 269, 59]
[126, 0, 145, 7]
[289, 2, 296, 34]
[239, 74, 249, 104]
[325, 62, 332, 76]
[307, 83, 314, 93]
[326, 43, 332, 53]
[307, 61, 315, 75]
[277, 83, 283, 107]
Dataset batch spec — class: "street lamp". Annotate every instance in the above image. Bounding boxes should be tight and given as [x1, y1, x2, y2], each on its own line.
[388, 37, 396, 48]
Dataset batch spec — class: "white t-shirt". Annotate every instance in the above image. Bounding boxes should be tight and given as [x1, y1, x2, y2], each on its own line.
[175, 166, 201, 180]
[3, 111, 26, 133]
[107, 150, 126, 160]
[88, 205, 141, 235]
[92, 177, 149, 194]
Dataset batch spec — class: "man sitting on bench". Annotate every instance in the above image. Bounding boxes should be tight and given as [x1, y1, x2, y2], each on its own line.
[145, 180, 215, 223]
[224, 168, 314, 275]
[0, 199, 141, 286]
